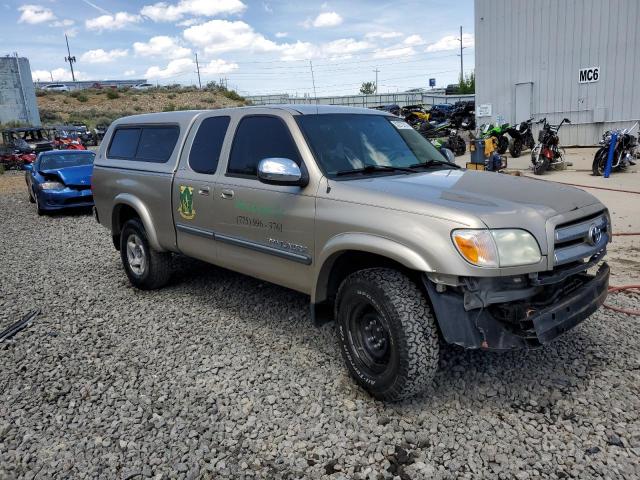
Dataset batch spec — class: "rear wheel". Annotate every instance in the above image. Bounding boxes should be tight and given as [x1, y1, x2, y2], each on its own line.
[335, 268, 440, 401]
[533, 154, 550, 175]
[452, 135, 466, 156]
[509, 138, 523, 157]
[120, 218, 172, 290]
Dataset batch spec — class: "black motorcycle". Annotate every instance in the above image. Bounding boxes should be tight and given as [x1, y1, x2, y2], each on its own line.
[418, 120, 466, 156]
[531, 118, 570, 175]
[506, 117, 535, 157]
[449, 100, 475, 130]
[592, 123, 638, 176]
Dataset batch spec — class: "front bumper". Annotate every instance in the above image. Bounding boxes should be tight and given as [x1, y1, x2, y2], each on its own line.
[37, 188, 94, 210]
[425, 262, 610, 350]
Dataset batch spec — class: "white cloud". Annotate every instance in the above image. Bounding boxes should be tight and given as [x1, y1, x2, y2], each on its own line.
[373, 46, 415, 59]
[279, 38, 370, 62]
[322, 38, 371, 56]
[183, 20, 280, 55]
[134, 36, 192, 59]
[124, 69, 136, 76]
[145, 58, 194, 79]
[278, 41, 318, 61]
[51, 19, 74, 27]
[32, 68, 86, 82]
[275, 31, 288, 38]
[305, 11, 342, 28]
[80, 48, 129, 63]
[201, 59, 238, 75]
[426, 33, 474, 52]
[18, 4, 55, 24]
[85, 12, 142, 31]
[403, 34, 425, 46]
[365, 31, 402, 40]
[141, 0, 246, 22]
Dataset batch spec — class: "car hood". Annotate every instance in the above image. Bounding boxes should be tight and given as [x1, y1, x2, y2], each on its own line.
[40, 164, 93, 187]
[329, 169, 600, 228]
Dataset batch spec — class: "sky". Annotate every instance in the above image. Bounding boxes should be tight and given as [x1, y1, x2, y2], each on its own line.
[1, 0, 475, 97]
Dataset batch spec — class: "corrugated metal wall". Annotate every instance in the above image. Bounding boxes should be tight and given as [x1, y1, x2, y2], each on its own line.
[0, 57, 40, 126]
[475, 0, 640, 145]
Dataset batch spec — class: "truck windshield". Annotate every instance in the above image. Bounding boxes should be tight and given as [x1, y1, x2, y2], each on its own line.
[40, 152, 95, 170]
[296, 114, 456, 177]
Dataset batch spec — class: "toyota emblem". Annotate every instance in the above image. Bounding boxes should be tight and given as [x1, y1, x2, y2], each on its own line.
[587, 224, 602, 246]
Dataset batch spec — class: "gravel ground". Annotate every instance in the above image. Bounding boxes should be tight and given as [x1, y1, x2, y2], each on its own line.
[1, 172, 639, 479]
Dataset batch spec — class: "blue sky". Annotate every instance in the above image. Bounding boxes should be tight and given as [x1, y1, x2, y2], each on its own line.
[2, 0, 475, 96]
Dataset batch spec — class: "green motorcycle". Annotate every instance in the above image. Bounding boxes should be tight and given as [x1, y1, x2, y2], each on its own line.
[479, 122, 510, 154]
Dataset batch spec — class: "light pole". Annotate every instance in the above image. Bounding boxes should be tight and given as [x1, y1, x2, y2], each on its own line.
[64, 34, 76, 82]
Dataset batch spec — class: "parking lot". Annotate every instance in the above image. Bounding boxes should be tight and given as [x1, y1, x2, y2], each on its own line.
[1, 155, 639, 479]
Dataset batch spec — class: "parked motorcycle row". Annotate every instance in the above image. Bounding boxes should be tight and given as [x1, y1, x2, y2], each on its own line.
[475, 117, 637, 176]
[0, 124, 106, 171]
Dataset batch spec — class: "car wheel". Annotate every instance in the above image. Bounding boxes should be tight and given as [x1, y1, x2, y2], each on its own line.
[335, 268, 440, 401]
[120, 218, 172, 290]
[34, 193, 45, 215]
[28, 187, 35, 203]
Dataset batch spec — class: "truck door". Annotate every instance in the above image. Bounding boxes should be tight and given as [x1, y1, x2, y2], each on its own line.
[213, 114, 316, 293]
[172, 115, 231, 264]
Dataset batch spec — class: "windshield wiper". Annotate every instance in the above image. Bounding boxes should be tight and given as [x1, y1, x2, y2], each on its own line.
[334, 164, 418, 176]
[409, 159, 461, 170]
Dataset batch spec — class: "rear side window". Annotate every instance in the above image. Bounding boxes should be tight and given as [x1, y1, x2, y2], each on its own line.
[189, 116, 230, 174]
[227, 116, 301, 177]
[107, 125, 179, 163]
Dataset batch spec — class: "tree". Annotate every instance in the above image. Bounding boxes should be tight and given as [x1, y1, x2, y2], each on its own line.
[360, 81, 376, 95]
[458, 72, 475, 94]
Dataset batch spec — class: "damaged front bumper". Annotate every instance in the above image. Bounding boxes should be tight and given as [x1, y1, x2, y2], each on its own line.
[424, 260, 610, 350]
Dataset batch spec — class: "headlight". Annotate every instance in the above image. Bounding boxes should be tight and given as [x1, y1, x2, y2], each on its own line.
[452, 229, 541, 267]
[40, 181, 65, 190]
[28, 143, 36, 149]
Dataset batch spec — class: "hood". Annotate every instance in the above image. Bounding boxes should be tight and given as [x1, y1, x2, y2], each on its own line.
[329, 169, 600, 228]
[40, 164, 93, 187]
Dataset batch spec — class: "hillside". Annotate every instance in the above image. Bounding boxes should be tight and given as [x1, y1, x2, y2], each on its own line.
[36, 86, 246, 128]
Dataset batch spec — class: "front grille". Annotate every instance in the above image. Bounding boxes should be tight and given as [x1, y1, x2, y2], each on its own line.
[64, 195, 93, 205]
[553, 212, 608, 266]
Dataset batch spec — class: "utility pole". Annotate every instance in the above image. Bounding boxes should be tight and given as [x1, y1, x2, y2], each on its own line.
[309, 60, 318, 104]
[373, 68, 380, 94]
[457, 26, 466, 82]
[194, 52, 202, 89]
[64, 34, 76, 82]
[49, 71, 54, 82]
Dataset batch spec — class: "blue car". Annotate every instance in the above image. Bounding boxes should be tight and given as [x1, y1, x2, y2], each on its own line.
[25, 150, 95, 215]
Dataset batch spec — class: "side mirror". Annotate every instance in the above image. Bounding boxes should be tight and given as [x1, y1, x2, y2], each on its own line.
[23, 163, 33, 172]
[257, 158, 308, 187]
[440, 148, 455, 163]
[563, 118, 571, 124]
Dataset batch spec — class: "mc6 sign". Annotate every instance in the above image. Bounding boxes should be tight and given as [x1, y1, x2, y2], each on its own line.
[579, 66, 600, 83]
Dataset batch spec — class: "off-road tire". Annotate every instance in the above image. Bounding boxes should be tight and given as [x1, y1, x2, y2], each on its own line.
[335, 268, 440, 401]
[120, 218, 172, 290]
[509, 138, 523, 157]
[533, 154, 550, 175]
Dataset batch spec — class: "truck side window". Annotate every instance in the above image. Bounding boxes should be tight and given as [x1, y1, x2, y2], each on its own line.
[227, 116, 301, 177]
[108, 128, 141, 159]
[189, 116, 230, 174]
[136, 126, 180, 163]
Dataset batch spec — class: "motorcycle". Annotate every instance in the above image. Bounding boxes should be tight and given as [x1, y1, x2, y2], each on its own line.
[449, 101, 476, 130]
[531, 118, 571, 175]
[401, 105, 430, 127]
[505, 117, 535, 157]
[479, 123, 510, 154]
[592, 123, 638, 176]
[419, 120, 466, 156]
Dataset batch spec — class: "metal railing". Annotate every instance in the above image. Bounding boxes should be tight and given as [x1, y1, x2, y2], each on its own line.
[246, 93, 475, 108]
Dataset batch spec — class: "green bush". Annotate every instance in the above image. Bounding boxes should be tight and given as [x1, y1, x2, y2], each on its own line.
[133, 105, 142, 112]
[106, 90, 120, 100]
[35, 90, 47, 97]
[76, 94, 89, 103]
[167, 93, 177, 99]
[131, 96, 138, 102]
[0, 164, 5, 175]
[70, 90, 80, 98]
[203, 97, 216, 104]
[39, 109, 63, 124]
[162, 103, 176, 112]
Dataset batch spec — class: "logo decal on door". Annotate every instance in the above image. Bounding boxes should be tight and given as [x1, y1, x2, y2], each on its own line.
[178, 185, 196, 220]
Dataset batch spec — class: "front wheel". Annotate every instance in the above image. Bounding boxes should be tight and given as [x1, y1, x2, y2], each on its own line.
[452, 135, 466, 156]
[497, 135, 509, 154]
[120, 219, 172, 290]
[335, 268, 440, 401]
[592, 148, 608, 176]
[509, 138, 523, 157]
[533, 154, 550, 175]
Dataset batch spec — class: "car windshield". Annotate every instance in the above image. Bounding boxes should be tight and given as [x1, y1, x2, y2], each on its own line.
[40, 152, 95, 170]
[296, 114, 455, 177]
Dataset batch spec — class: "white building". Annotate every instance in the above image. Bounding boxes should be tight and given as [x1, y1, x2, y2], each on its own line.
[0, 56, 40, 126]
[474, 0, 640, 145]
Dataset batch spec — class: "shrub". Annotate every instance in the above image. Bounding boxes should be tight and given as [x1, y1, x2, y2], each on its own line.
[162, 103, 176, 112]
[131, 96, 138, 102]
[203, 97, 216, 104]
[133, 105, 142, 112]
[0, 164, 5, 175]
[39, 109, 63, 123]
[167, 93, 177, 99]
[35, 90, 46, 97]
[106, 90, 120, 100]
[70, 90, 80, 98]
[76, 94, 89, 103]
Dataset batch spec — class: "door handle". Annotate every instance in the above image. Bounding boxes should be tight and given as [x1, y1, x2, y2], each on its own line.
[221, 189, 234, 199]
[198, 186, 210, 196]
